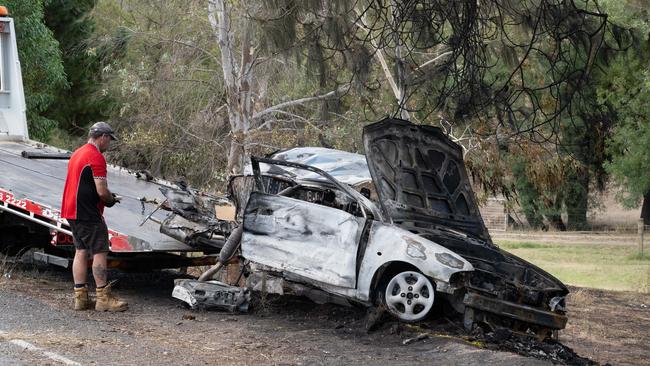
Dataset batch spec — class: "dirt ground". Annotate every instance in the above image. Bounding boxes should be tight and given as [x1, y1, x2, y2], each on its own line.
[0, 266, 548, 366]
[491, 230, 650, 365]
[0, 263, 647, 366]
[561, 286, 650, 366]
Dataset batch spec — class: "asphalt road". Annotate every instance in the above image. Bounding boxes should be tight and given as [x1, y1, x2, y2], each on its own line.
[0, 268, 550, 365]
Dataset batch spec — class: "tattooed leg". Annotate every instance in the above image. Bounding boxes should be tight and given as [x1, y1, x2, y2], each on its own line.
[92, 252, 109, 288]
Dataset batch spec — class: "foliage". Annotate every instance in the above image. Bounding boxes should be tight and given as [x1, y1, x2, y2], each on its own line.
[595, 0, 650, 208]
[5, 0, 68, 140]
[257, 1, 611, 141]
[88, 0, 232, 187]
[16, 0, 643, 227]
[599, 50, 650, 207]
[43, 0, 110, 132]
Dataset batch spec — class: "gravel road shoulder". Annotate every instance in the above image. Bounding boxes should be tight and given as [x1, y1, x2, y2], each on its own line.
[0, 266, 554, 366]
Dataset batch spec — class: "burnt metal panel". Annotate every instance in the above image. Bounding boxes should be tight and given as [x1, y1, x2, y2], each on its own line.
[464, 292, 568, 330]
[362, 118, 490, 241]
[241, 192, 364, 288]
[172, 279, 249, 312]
[354, 221, 474, 299]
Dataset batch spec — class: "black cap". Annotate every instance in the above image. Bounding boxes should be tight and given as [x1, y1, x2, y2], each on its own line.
[90, 121, 117, 141]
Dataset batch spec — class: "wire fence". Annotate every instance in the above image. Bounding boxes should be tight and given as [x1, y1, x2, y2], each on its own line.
[480, 197, 508, 232]
[479, 197, 649, 255]
[479, 198, 646, 232]
[639, 222, 649, 257]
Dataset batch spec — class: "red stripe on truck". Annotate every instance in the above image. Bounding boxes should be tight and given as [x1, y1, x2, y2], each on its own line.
[1, 187, 134, 252]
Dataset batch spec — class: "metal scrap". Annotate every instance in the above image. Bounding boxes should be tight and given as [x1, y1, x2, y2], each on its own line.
[172, 279, 249, 313]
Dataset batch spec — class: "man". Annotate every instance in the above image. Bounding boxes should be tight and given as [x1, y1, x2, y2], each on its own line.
[61, 122, 128, 312]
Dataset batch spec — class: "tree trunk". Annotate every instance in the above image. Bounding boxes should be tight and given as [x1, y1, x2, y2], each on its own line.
[641, 191, 650, 226]
[546, 195, 566, 231]
[512, 160, 544, 229]
[391, 0, 409, 120]
[564, 168, 590, 230]
[547, 214, 566, 231]
[208, 0, 254, 175]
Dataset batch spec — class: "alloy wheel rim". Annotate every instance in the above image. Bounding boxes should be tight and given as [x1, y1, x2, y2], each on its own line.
[385, 271, 434, 321]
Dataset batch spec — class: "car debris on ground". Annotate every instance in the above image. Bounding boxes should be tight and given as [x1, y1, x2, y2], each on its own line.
[172, 279, 249, 312]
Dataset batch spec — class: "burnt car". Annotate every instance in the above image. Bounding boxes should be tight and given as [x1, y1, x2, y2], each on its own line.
[225, 118, 568, 336]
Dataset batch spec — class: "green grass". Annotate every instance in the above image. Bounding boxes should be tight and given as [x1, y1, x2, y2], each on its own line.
[498, 242, 553, 249]
[627, 252, 650, 261]
[497, 241, 650, 292]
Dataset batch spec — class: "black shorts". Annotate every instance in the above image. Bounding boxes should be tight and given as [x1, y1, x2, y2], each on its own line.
[68, 219, 109, 255]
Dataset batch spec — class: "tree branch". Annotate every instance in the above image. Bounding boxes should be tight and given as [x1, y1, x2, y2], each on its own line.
[252, 84, 351, 120]
[414, 51, 453, 71]
[353, 8, 400, 100]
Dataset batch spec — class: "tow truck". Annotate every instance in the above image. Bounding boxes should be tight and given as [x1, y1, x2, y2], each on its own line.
[0, 7, 225, 270]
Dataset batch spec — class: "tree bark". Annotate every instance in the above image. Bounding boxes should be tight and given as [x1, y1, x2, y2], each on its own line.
[208, 0, 254, 175]
[391, 0, 409, 120]
[641, 191, 650, 226]
[564, 168, 590, 230]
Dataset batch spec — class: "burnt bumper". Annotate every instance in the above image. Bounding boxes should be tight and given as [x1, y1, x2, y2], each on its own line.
[172, 279, 250, 312]
[464, 292, 567, 330]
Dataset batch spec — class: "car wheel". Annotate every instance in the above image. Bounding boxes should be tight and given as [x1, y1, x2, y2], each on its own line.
[383, 271, 435, 322]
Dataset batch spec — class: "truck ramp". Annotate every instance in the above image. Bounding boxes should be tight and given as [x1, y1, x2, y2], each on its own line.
[0, 140, 194, 253]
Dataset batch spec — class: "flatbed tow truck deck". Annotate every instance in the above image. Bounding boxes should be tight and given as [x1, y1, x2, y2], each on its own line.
[0, 140, 219, 268]
[1, 140, 184, 251]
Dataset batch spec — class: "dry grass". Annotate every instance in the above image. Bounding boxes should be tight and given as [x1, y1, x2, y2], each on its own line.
[0, 254, 17, 287]
[562, 286, 650, 366]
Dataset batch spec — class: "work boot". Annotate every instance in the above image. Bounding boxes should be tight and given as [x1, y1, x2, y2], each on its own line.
[95, 282, 128, 312]
[74, 285, 90, 311]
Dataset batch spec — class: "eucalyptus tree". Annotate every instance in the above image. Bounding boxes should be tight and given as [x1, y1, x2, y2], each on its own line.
[207, 0, 611, 176]
[207, 0, 359, 174]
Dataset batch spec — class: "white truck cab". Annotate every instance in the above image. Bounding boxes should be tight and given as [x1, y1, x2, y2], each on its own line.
[0, 8, 29, 141]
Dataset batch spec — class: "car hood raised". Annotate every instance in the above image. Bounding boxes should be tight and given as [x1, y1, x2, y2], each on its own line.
[362, 118, 491, 241]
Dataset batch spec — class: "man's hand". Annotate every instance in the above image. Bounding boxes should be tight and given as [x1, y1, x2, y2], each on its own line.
[94, 179, 120, 207]
[105, 193, 122, 208]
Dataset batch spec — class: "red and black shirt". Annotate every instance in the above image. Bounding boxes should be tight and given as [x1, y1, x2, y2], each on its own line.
[61, 143, 107, 222]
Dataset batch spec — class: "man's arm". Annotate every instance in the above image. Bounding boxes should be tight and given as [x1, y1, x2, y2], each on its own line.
[94, 178, 115, 205]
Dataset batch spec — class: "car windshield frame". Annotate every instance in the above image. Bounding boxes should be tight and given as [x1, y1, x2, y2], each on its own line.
[250, 156, 385, 222]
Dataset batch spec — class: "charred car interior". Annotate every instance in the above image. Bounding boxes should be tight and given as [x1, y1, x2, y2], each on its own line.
[168, 117, 568, 339]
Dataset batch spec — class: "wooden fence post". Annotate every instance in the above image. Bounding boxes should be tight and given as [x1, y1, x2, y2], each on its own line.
[639, 220, 645, 257]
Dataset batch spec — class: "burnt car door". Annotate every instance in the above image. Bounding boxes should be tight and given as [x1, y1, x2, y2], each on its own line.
[240, 158, 368, 289]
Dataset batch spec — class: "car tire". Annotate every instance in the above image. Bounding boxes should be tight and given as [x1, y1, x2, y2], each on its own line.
[381, 270, 435, 322]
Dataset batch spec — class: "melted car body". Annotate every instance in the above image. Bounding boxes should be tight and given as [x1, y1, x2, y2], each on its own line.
[230, 118, 567, 334]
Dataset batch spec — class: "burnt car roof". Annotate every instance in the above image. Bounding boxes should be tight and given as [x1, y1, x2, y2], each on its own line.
[267, 147, 371, 186]
[247, 119, 490, 241]
[363, 118, 491, 241]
